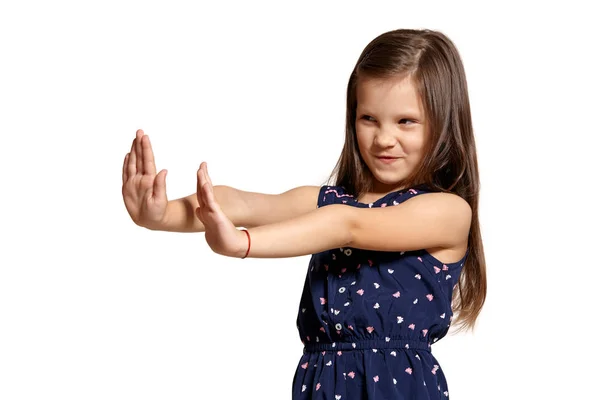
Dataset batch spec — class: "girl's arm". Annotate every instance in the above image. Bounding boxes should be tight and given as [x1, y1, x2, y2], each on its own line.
[125, 130, 320, 233]
[150, 185, 320, 232]
[242, 193, 471, 257]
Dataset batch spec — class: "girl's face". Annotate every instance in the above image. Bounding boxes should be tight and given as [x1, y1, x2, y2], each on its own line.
[355, 74, 429, 193]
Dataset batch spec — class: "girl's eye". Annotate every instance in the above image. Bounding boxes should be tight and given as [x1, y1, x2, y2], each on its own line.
[360, 115, 415, 124]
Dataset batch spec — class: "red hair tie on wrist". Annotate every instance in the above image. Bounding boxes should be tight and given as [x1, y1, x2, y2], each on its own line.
[241, 229, 251, 259]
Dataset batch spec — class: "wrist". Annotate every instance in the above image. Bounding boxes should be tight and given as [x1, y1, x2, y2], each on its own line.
[142, 203, 171, 231]
[143, 217, 167, 231]
[238, 228, 251, 258]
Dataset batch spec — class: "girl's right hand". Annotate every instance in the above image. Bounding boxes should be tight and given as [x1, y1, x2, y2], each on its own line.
[122, 129, 169, 228]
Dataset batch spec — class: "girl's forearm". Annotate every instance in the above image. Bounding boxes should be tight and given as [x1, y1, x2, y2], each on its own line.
[147, 185, 247, 233]
[245, 205, 353, 258]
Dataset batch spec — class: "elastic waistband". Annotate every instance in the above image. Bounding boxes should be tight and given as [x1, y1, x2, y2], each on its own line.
[304, 339, 430, 353]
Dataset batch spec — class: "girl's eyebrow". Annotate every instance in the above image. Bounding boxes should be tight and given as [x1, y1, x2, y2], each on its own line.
[357, 108, 423, 119]
[357, 105, 421, 113]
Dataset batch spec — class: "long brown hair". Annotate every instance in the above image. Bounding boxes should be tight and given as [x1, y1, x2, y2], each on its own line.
[328, 29, 486, 331]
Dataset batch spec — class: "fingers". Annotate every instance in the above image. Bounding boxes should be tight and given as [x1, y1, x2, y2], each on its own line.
[202, 170, 217, 209]
[122, 153, 130, 184]
[205, 162, 213, 187]
[200, 163, 219, 210]
[202, 163, 217, 207]
[135, 129, 143, 173]
[141, 134, 157, 176]
[196, 163, 205, 209]
[127, 137, 137, 177]
[196, 162, 219, 222]
[126, 129, 155, 181]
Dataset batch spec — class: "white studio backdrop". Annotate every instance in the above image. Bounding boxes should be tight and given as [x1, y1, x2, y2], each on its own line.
[1, 1, 598, 399]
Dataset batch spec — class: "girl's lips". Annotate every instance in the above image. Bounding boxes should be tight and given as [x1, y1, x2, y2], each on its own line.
[375, 154, 402, 159]
[376, 156, 399, 164]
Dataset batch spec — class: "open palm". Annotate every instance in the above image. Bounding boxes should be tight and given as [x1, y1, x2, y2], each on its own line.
[195, 162, 246, 257]
[122, 129, 168, 228]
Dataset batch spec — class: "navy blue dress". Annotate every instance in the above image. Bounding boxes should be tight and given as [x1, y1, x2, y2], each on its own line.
[292, 185, 467, 399]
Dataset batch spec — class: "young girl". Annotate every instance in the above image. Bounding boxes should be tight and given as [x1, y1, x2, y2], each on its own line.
[122, 28, 486, 399]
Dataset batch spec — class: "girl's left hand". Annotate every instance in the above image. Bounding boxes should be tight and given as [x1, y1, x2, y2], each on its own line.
[195, 162, 247, 258]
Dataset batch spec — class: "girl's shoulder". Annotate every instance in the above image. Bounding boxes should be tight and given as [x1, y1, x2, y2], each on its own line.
[318, 183, 439, 208]
[317, 185, 356, 208]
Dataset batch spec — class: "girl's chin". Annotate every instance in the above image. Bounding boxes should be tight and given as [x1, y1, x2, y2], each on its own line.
[372, 172, 409, 186]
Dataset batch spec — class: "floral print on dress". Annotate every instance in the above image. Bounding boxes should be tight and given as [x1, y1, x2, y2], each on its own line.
[292, 185, 467, 399]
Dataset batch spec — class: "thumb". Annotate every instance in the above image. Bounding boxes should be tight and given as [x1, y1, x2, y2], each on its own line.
[154, 169, 168, 199]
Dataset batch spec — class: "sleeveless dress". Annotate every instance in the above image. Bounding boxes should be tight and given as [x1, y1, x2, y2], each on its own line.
[292, 185, 467, 399]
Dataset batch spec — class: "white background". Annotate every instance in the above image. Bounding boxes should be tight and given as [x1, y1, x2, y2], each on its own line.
[1, 0, 598, 398]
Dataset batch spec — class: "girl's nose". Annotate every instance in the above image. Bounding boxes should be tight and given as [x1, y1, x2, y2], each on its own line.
[373, 127, 397, 148]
